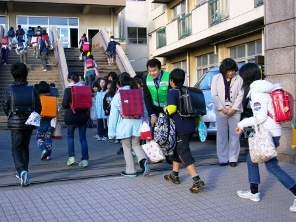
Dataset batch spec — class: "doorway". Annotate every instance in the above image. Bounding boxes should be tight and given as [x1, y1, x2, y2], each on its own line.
[70, 28, 78, 48]
[87, 29, 99, 46]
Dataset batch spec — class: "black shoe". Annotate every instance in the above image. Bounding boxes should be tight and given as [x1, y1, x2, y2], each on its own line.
[219, 162, 229, 166]
[190, 180, 206, 193]
[164, 173, 180, 184]
[117, 147, 124, 155]
[229, 162, 237, 167]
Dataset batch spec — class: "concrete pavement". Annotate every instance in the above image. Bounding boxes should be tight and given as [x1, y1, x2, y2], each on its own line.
[0, 127, 296, 221]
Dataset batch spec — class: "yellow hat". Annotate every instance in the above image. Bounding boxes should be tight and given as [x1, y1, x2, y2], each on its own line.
[87, 52, 91, 57]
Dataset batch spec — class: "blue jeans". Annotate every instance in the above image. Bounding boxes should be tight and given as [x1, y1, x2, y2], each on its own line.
[86, 69, 95, 87]
[247, 136, 296, 189]
[97, 118, 108, 138]
[1, 47, 9, 63]
[36, 120, 53, 157]
[67, 124, 89, 160]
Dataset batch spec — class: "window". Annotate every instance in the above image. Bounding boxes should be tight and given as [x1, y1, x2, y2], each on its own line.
[128, 27, 147, 44]
[255, 0, 264, 7]
[0, 16, 6, 31]
[172, 60, 188, 86]
[230, 40, 262, 64]
[49, 17, 68, 26]
[29, 17, 48, 25]
[210, 0, 229, 25]
[172, 1, 186, 20]
[196, 53, 218, 81]
[179, 13, 192, 39]
[156, 28, 166, 48]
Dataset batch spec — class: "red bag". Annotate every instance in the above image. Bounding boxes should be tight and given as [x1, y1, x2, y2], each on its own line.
[1, 36, 8, 45]
[71, 86, 92, 111]
[85, 60, 94, 68]
[119, 89, 144, 118]
[268, 89, 293, 123]
[82, 42, 90, 52]
[42, 35, 49, 41]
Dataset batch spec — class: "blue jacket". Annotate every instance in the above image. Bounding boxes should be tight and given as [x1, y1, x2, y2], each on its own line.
[95, 89, 108, 119]
[108, 86, 148, 140]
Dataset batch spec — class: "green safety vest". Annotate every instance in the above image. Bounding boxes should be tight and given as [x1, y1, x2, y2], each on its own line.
[146, 71, 170, 107]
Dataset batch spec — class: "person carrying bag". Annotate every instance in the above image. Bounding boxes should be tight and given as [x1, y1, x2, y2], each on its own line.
[235, 64, 296, 213]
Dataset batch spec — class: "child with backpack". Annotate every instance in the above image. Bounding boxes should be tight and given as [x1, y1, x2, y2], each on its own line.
[108, 72, 150, 177]
[2, 62, 42, 187]
[36, 81, 57, 161]
[7, 27, 15, 46]
[15, 40, 28, 64]
[235, 63, 296, 213]
[1, 39, 10, 65]
[62, 72, 90, 167]
[163, 68, 206, 193]
[95, 78, 109, 141]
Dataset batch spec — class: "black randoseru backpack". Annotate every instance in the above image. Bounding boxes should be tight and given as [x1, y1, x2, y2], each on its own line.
[178, 86, 206, 118]
[11, 85, 35, 115]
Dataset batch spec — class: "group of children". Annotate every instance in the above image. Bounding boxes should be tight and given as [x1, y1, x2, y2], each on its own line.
[1, 25, 51, 71]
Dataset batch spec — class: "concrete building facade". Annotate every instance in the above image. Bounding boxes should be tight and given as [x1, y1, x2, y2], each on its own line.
[0, 0, 125, 48]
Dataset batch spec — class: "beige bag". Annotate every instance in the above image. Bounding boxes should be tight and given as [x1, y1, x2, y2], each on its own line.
[79, 52, 83, 61]
[248, 118, 277, 163]
[52, 121, 62, 139]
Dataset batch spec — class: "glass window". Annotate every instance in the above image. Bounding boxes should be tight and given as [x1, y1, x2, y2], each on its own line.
[157, 28, 166, 48]
[196, 52, 218, 82]
[128, 27, 147, 44]
[247, 41, 255, 56]
[229, 39, 262, 63]
[49, 17, 68, 25]
[69, 18, 78, 26]
[17, 16, 27, 25]
[210, 0, 229, 25]
[255, 0, 264, 7]
[0, 16, 5, 24]
[29, 17, 48, 25]
[237, 45, 245, 58]
[172, 1, 186, 20]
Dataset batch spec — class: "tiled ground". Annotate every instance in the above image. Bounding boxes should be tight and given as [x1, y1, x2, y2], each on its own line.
[1, 162, 296, 221]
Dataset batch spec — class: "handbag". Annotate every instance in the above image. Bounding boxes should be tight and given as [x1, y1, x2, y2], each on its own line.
[140, 121, 152, 140]
[248, 118, 277, 163]
[142, 140, 165, 163]
[52, 121, 62, 139]
[198, 121, 207, 142]
[79, 52, 83, 61]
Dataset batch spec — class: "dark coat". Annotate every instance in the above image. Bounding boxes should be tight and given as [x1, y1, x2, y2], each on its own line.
[2, 81, 42, 129]
[62, 87, 90, 125]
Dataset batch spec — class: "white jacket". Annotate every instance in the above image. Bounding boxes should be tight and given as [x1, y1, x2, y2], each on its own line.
[237, 80, 282, 137]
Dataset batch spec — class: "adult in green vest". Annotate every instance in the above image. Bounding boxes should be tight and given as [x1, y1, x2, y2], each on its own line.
[143, 58, 170, 127]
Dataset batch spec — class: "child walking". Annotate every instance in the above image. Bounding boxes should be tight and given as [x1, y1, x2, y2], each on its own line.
[108, 72, 150, 177]
[95, 78, 109, 141]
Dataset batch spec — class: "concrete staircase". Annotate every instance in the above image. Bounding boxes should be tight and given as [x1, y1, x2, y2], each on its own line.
[64, 47, 120, 78]
[0, 48, 62, 128]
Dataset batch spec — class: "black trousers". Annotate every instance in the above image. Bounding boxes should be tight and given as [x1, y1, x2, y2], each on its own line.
[11, 129, 33, 175]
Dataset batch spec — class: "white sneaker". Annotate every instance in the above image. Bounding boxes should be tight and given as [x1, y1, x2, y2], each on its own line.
[290, 198, 296, 212]
[67, 157, 76, 166]
[114, 139, 119, 144]
[237, 190, 260, 202]
[43, 69, 47, 72]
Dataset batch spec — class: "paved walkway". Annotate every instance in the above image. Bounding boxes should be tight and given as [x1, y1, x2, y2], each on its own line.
[0, 127, 295, 221]
[0, 162, 296, 221]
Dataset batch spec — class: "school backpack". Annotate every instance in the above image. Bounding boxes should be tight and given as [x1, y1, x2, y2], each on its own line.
[1, 36, 8, 45]
[11, 85, 35, 115]
[40, 95, 57, 118]
[119, 89, 144, 118]
[31, 36, 38, 44]
[177, 86, 206, 117]
[85, 59, 94, 68]
[268, 89, 293, 123]
[70, 86, 92, 111]
[7, 29, 15, 38]
[18, 28, 25, 36]
[153, 112, 176, 156]
[82, 42, 90, 52]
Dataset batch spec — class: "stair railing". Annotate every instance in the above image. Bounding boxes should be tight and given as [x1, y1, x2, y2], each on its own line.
[92, 28, 136, 77]
[52, 26, 69, 91]
[0, 25, 4, 60]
